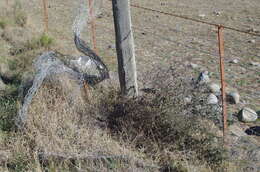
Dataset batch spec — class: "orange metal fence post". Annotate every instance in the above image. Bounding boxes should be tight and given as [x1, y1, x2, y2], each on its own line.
[42, 0, 49, 33]
[88, 0, 98, 54]
[217, 25, 228, 144]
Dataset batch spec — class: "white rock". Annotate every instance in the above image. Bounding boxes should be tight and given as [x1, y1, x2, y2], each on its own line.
[199, 14, 206, 18]
[248, 39, 256, 43]
[184, 96, 192, 103]
[248, 28, 258, 33]
[209, 83, 220, 93]
[229, 59, 239, 64]
[197, 71, 210, 84]
[239, 107, 258, 122]
[190, 63, 199, 69]
[250, 61, 260, 67]
[227, 92, 240, 104]
[213, 11, 221, 16]
[248, 18, 253, 22]
[207, 94, 218, 105]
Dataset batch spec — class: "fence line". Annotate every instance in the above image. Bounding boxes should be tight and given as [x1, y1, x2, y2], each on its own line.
[136, 19, 260, 60]
[96, 21, 260, 73]
[95, 21, 220, 58]
[35, 0, 259, 143]
[128, 2, 260, 37]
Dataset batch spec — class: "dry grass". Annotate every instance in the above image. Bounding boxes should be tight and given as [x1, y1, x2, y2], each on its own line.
[0, 65, 231, 171]
[2, 81, 156, 171]
[1, 1, 256, 171]
[101, 67, 227, 171]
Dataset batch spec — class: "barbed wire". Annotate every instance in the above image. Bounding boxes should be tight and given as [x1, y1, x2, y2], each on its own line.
[95, 21, 219, 58]
[128, 3, 260, 37]
[94, 20, 260, 73]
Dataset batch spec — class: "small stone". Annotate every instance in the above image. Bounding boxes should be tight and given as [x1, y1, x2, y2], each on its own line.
[227, 92, 240, 104]
[249, 61, 260, 67]
[190, 63, 199, 69]
[239, 107, 258, 122]
[197, 71, 210, 84]
[247, 17, 254, 22]
[247, 28, 258, 33]
[207, 94, 218, 104]
[213, 11, 221, 16]
[240, 67, 247, 72]
[248, 39, 256, 43]
[184, 96, 192, 103]
[199, 14, 206, 18]
[208, 83, 220, 93]
[229, 59, 239, 64]
[0, 77, 6, 91]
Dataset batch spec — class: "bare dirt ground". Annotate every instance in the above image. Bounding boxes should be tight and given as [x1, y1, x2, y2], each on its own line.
[0, 0, 259, 140]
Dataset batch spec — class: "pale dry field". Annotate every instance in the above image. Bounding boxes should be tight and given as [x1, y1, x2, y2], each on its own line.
[0, 0, 259, 122]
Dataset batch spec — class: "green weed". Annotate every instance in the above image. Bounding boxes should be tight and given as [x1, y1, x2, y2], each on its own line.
[39, 34, 54, 48]
[0, 19, 7, 29]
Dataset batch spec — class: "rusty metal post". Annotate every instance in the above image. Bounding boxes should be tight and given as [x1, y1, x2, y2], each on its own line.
[42, 0, 49, 33]
[217, 25, 227, 144]
[88, 0, 98, 54]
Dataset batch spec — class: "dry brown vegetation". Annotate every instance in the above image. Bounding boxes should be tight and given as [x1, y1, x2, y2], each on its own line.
[0, 0, 259, 171]
[0, 66, 231, 172]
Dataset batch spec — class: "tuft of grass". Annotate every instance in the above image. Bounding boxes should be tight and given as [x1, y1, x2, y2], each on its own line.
[39, 34, 54, 48]
[10, 34, 54, 56]
[0, 19, 7, 29]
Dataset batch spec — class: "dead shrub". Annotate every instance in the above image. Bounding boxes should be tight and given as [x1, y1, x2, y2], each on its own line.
[17, 82, 153, 171]
[102, 66, 226, 170]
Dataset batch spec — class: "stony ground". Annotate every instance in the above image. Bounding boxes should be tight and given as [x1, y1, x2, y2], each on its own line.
[0, 0, 259, 171]
[10, 0, 258, 110]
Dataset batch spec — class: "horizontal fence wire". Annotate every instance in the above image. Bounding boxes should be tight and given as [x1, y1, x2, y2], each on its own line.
[95, 21, 219, 58]
[146, 20, 260, 59]
[95, 23, 259, 71]
[128, 3, 260, 37]
[99, 1, 260, 73]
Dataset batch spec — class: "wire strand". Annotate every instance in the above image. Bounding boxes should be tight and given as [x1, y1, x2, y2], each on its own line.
[128, 2, 260, 37]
